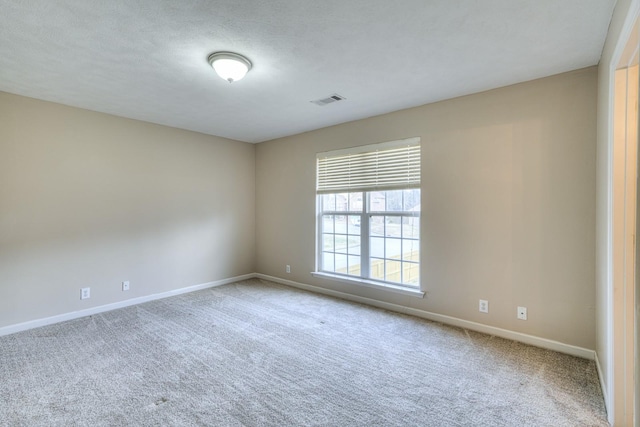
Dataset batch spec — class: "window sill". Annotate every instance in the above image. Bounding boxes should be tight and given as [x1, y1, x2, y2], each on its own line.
[311, 272, 425, 298]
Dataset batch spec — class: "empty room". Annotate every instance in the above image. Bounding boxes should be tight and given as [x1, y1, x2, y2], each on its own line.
[0, 0, 638, 426]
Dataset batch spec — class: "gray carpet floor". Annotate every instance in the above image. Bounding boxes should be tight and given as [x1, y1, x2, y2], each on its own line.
[0, 278, 607, 426]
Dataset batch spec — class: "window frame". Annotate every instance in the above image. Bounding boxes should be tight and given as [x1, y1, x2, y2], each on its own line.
[314, 138, 423, 297]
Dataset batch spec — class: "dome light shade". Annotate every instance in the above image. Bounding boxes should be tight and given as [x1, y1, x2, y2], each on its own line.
[208, 52, 252, 83]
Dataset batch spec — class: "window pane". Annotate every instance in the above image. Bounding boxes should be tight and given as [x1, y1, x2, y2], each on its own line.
[370, 237, 384, 258]
[385, 238, 402, 259]
[403, 262, 420, 285]
[403, 216, 419, 239]
[348, 255, 361, 276]
[403, 189, 421, 212]
[385, 260, 402, 283]
[323, 252, 335, 272]
[370, 215, 384, 236]
[402, 239, 419, 261]
[347, 235, 361, 255]
[385, 190, 403, 212]
[370, 258, 384, 280]
[335, 254, 348, 274]
[322, 194, 336, 211]
[369, 191, 385, 211]
[319, 188, 420, 288]
[348, 193, 364, 212]
[334, 234, 347, 254]
[348, 215, 361, 234]
[385, 216, 402, 238]
[335, 193, 349, 211]
[323, 215, 334, 233]
[323, 234, 334, 252]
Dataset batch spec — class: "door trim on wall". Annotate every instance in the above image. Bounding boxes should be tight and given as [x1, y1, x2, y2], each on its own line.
[608, 6, 639, 425]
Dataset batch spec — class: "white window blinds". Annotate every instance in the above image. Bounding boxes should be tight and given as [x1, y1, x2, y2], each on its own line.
[316, 137, 421, 194]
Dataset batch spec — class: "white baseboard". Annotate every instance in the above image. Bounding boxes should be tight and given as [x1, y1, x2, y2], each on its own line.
[1, 272, 597, 362]
[594, 351, 611, 422]
[0, 273, 255, 338]
[256, 273, 596, 360]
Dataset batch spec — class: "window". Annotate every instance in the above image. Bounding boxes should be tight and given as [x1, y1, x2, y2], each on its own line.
[316, 138, 421, 291]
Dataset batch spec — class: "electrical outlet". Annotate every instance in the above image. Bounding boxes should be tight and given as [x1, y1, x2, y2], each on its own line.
[286, 265, 291, 274]
[479, 299, 489, 313]
[517, 306, 527, 320]
[81, 287, 90, 300]
[122, 281, 130, 291]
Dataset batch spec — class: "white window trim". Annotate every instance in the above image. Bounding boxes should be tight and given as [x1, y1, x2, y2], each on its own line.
[315, 137, 422, 295]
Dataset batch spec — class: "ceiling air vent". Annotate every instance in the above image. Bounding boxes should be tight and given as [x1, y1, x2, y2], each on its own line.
[311, 93, 346, 106]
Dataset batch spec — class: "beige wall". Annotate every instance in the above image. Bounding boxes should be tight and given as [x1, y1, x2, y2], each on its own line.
[0, 91, 255, 328]
[256, 67, 598, 350]
[0, 66, 599, 353]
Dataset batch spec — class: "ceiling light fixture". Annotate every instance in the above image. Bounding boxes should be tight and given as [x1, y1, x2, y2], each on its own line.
[208, 52, 252, 83]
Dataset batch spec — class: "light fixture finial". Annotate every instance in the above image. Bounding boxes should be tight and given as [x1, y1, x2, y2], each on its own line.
[208, 52, 252, 83]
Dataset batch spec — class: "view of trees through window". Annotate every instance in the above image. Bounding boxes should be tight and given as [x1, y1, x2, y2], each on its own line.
[320, 189, 420, 287]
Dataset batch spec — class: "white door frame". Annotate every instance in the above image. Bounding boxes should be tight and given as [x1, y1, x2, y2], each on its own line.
[609, 8, 639, 426]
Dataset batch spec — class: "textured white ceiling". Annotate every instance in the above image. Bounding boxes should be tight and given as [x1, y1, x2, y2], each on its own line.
[0, 1, 615, 143]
